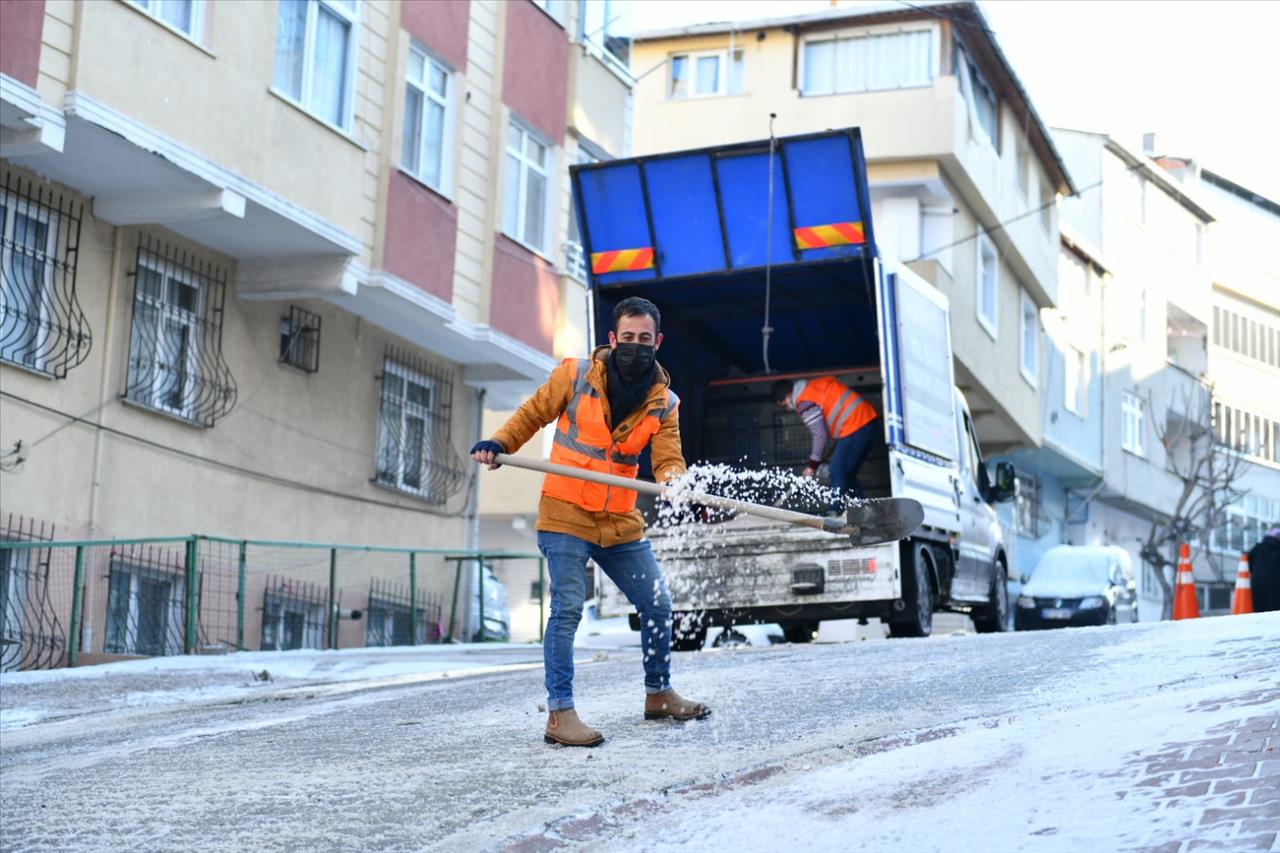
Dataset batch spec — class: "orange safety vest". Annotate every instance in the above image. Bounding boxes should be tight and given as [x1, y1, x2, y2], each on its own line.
[795, 376, 877, 440]
[542, 358, 680, 513]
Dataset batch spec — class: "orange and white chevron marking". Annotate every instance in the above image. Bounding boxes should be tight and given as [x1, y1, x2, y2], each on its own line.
[591, 247, 655, 275]
[794, 221, 865, 249]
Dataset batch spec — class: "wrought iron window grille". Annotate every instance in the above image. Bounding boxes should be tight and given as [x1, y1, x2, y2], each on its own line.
[279, 305, 321, 373]
[365, 577, 443, 646]
[0, 171, 90, 377]
[374, 347, 466, 504]
[124, 235, 237, 427]
[104, 546, 186, 657]
[0, 514, 65, 672]
[260, 576, 327, 651]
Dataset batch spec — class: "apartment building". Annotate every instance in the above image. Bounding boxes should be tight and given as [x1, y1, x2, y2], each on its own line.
[629, 0, 1073, 458]
[1187, 165, 1280, 603]
[0, 0, 630, 657]
[1030, 129, 1279, 619]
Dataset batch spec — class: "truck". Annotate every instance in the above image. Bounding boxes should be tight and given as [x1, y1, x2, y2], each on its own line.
[570, 128, 1017, 649]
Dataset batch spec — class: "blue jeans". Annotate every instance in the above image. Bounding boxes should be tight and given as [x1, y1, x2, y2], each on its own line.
[537, 531, 673, 711]
[829, 420, 880, 510]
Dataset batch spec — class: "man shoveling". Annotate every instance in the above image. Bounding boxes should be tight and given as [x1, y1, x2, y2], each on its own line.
[470, 297, 709, 748]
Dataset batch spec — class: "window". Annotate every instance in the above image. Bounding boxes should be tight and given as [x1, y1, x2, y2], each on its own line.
[105, 557, 185, 657]
[1064, 346, 1085, 416]
[565, 143, 600, 282]
[261, 582, 326, 651]
[0, 545, 29, 672]
[504, 121, 551, 253]
[1212, 497, 1280, 555]
[532, 0, 567, 24]
[1016, 136, 1031, 197]
[1014, 473, 1039, 537]
[669, 49, 744, 98]
[365, 578, 437, 646]
[801, 30, 932, 96]
[954, 42, 997, 145]
[1121, 392, 1144, 456]
[127, 0, 204, 39]
[402, 45, 455, 194]
[1019, 289, 1038, 386]
[273, 0, 359, 131]
[375, 349, 467, 503]
[976, 234, 998, 338]
[125, 237, 237, 426]
[579, 0, 631, 69]
[279, 305, 321, 373]
[1214, 402, 1280, 464]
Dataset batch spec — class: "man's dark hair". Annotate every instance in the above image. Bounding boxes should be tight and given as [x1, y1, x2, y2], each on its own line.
[613, 296, 661, 335]
[772, 380, 794, 405]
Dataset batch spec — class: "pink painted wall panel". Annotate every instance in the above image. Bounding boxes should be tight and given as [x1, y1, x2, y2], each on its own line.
[502, 0, 569, 143]
[0, 0, 45, 87]
[400, 0, 470, 71]
[384, 172, 457, 303]
[491, 236, 558, 355]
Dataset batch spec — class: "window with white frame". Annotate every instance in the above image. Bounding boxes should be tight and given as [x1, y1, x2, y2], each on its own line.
[127, 0, 205, 39]
[1016, 135, 1031, 197]
[565, 143, 600, 282]
[669, 49, 744, 99]
[272, 0, 359, 131]
[1212, 496, 1280, 556]
[1121, 392, 1145, 456]
[0, 194, 54, 373]
[1019, 288, 1038, 386]
[976, 234, 998, 338]
[579, 0, 631, 69]
[402, 45, 455, 195]
[801, 29, 932, 96]
[532, 0, 567, 24]
[954, 41, 997, 145]
[1064, 345, 1085, 416]
[376, 361, 436, 497]
[504, 121, 551, 253]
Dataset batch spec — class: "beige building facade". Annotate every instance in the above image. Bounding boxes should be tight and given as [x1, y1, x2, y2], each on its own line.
[629, 0, 1074, 453]
[0, 0, 632, 658]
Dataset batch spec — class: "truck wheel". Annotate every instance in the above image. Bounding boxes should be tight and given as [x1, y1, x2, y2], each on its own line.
[889, 545, 934, 638]
[782, 620, 820, 644]
[973, 560, 1009, 633]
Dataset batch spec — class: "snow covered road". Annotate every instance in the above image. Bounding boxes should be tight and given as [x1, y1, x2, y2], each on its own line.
[2, 614, 1277, 852]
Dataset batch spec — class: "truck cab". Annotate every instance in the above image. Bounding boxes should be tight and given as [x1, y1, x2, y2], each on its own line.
[571, 129, 1016, 647]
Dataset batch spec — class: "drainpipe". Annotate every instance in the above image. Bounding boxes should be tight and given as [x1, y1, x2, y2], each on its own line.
[86, 228, 124, 538]
[464, 387, 486, 552]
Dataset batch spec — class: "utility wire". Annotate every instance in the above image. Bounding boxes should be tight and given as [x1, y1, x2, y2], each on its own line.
[0, 390, 466, 519]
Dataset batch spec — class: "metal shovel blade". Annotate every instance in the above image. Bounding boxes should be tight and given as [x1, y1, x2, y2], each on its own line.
[821, 497, 926, 547]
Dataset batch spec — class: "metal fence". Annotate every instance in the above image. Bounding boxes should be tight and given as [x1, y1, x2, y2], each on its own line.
[0, 535, 544, 671]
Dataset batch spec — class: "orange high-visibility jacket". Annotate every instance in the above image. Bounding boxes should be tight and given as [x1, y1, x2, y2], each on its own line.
[794, 376, 877, 440]
[541, 357, 680, 513]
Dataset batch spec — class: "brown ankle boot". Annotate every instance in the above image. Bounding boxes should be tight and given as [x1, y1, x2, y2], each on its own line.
[544, 709, 605, 747]
[644, 689, 711, 721]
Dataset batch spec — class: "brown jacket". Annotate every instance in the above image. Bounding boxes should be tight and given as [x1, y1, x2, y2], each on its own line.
[491, 346, 686, 547]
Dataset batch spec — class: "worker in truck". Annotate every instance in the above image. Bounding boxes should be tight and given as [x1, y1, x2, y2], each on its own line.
[774, 376, 880, 513]
[470, 296, 710, 748]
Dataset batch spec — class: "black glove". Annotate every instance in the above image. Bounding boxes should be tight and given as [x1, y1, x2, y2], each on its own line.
[470, 439, 505, 467]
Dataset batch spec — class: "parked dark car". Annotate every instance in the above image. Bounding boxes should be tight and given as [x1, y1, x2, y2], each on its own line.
[1015, 546, 1138, 630]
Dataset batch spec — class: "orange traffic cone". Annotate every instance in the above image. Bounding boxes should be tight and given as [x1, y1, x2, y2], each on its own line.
[1231, 552, 1254, 615]
[1172, 543, 1200, 620]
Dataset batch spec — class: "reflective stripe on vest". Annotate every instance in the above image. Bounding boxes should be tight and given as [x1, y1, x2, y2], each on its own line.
[796, 377, 874, 440]
[544, 359, 676, 512]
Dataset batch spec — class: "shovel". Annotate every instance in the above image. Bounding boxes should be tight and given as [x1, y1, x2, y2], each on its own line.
[489, 453, 924, 547]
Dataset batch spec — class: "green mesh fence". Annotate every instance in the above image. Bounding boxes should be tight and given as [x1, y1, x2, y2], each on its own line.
[0, 536, 544, 670]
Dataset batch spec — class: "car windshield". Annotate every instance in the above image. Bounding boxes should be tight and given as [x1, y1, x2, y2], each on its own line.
[1032, 556, 1113, 586]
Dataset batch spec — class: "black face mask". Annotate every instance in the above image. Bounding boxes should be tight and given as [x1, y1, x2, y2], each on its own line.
[612, 343, 656, 379]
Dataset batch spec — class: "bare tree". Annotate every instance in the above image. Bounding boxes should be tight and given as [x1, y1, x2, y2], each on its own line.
[1139, 380, 1249, 619]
